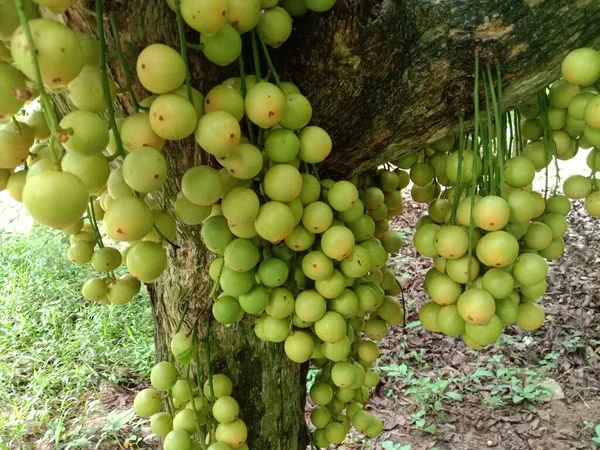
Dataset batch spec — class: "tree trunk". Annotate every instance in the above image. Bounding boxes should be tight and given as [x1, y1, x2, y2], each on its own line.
[59, 0, 600, 448]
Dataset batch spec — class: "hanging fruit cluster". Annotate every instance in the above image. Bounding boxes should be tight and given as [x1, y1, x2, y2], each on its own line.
[136, 347, 249, 450]
[405, 48, 600, 349]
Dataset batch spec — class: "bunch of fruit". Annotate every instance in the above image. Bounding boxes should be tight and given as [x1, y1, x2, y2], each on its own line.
[405, 47, 600, 349]
[135, 352, 248, 450]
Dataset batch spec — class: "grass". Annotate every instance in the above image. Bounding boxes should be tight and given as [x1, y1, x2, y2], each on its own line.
[0, 223, 154, 448]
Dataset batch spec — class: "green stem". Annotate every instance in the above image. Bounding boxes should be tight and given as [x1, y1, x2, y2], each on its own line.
[187, 42, 202, 51]
[256, 30, 284, 91]
[238, 53, 256, 145]
[467, 55, 481, 287]
[537, 92, 552, 199]
[153, 223, 180, 250]
[14, 0, 62, 168]
[95, 0, 127, 159]
[553, 156, 561, 195]
[175, 304, 190, 333]
[250, 31, 262, 83]
[165, 390, 176, 417]
[482, 69, 495, 196]
[506, 112, 513, 159]
[87, 199, 104, 249]
[186, 365, 202, 438]
[514, 109, 523, 157]
[174, 0, 193, 104]
[450, 115, 465, 224]
[109, 13, 139, 112]
[487, 65, 505, 198]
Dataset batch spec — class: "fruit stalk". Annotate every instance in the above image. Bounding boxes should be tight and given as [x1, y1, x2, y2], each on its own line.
[108, 13, 140, 112]
[13, 0, 62, 168]
[449, 114, 465, 224]
[95, 0, 127, 159]
[173, 0, 193, 104]
[257, 29, 284, 92]
[238, 52, 256, 145]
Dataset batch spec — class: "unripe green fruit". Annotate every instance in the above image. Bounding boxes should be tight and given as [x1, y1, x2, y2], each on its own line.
[136, 44, 186, 94]
[258, 7, 293, 48]
[201, 24, 242, 66]
[134, 388, 161, 418]
[150, 412, 173, 437]
[151, 361, 178, 391]
[164, 430, 192, 450]
[213, 396, 240, 424]
[284, 331, 314, 363]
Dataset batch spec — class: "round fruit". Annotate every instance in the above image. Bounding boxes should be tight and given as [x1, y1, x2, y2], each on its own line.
[284, 331, 314, 363]
[476, 231, 519, 268]
[512, 253, 548, 287]
[122, 147, 167, 193]
[127, 241, 167, 282]
[59, 110, 109, 155]
[11, 19, 83, 89]
[136, 44, 185, 93]
[456, 288, 496, 325]
[201, 24, 242, 66]
[23, 171, 88, 229]
[213, 396, 240, 424]
[562, 47, 600, 86]
[134, 388, 161, 418]
[516, 302, 545, 331]
[120, 112, 166, 151]
[195, 111, 241, 158]
[245, 82, 285, 128]
[299, 126, 332, 163]
[263, 164, 302, 202]
[151, 361, 178, 392]
[104, 197, 154, 242]
[563, 175, 592, 199]
[258, 6, 293, 48]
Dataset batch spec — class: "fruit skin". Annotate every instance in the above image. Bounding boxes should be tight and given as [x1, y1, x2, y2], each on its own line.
[23, 171, 88, 230]
[136, 44, 186, 94]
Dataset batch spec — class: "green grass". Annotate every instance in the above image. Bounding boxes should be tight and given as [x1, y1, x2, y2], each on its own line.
[0, 224, 154, 448]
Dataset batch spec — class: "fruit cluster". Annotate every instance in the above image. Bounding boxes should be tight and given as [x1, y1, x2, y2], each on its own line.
[136, 353, 248, 450]
[406, 48, 600, 349]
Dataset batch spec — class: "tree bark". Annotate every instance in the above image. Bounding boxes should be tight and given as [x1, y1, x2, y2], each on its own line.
[57, 0, 600, 448]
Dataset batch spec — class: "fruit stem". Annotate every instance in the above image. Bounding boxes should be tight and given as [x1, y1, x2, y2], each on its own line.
[537, 91, 553, 199]
[513, 109, 523, 157]
[165, 389, 175, 417]
[153, 223, 181, 250]
[186, 364, 203, 439]
[95, 0, 127, 160]
[486, 64, 504, 198]
[109, 13, 140, 113]
[250, 30, 262, 84]
[467, 54, 481, 287]
[506, 111, 513, 159]
[13, 0, 63, 168]
[256, 30, 284, 92]
[481, 69, 495, 196]
[175, 304, 190, 333]
[173, 0, 194, 104]
[87, 199, 105, 249]
[186, 41, 202, 51]
[238, 52, 257, 145]
[449, 114, 464, 224]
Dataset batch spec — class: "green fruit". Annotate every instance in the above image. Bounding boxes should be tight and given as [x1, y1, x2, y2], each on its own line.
[357, 340, 379, 363]
[227, 0, 261, 32]
[284, 331, 314, 363]
[436, 305, 465, 336]
[255, 201, 295, 243]
[224, 238, 259, 272]
[122, 147, 167, 193]
[11, 19, 83, 89]
[104, 196, 154, 242]
[127, 241, 168, 282]
[245, 82, 285, 128]
[81, 277, 108, 301]
[173, 409, 197, 434]
[294, 289, 327, 322]
[481, 268, 514, 299]
[59, 110, 109, 155]
[321, 226, 355, 261]
[195, 111, 241, 158]
[299, 126, 332, 163]
[0, 62, 28, 122]
[413, 223, 440, 257]
[328, 289, 358, 319]
[120, 112, 165, 152]
[164, 430, 192, 450]
[262, 315, 290, 342]
[151, 361, 178, 391]
[512, 253, 548, 287]
[495, 297, 518, 326]
[171, 84, 205, 116]
[456, 288, 496, 325]
[516, 302, 545, 330]
[91, 247, 122, 272]
[263, 163, 302, 202]
[149, 93, 198, 140]
[504, 156, 536, 188]
[222, 143, 263, 180]
[465, 315, 503, 346]
[182, 165, 224, 206]
[0, 130, 29, 169]
[150, 412, 173, 437]
[523, 222, 553, 251]
[315, 311, 346, 343]
[265, 129, 300, 163]
[204, 374, 233, 399]
[134, 388, 161, 418]
[327, 181, 359, 212]
[340, 245, 371, 278]
[181, 0, 228, 34]
[315, 269, 346, 299]
[476, 231, 519, 268]
[257, 258, 289, 287]
[136, 44, 186, 94]
[219, 267, 254, 297]
[68, 241, 94, 264]
[201, 24, 242, 66]
[302, 201, 333, 234]
[23, 171, 88, 229]
[563, 175, 592, 199]
[562, 47, 600, 86]
[258, 6, 292, 48]
[238, 285, 270, 315]
[346, 214, 375, 242]
[280, 93, 312, 130]
[204, 84, 244, 121]
[67, 66, 116, 113]
[310, 381, 333, 405]
[213, 396, 240, 424]
[265, 287, 295, 319]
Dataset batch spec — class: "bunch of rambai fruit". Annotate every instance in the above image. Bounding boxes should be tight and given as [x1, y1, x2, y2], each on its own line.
[186, 75, 407, 445]
[134, 334, 249, 450]
[404, 46, 600, 349]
